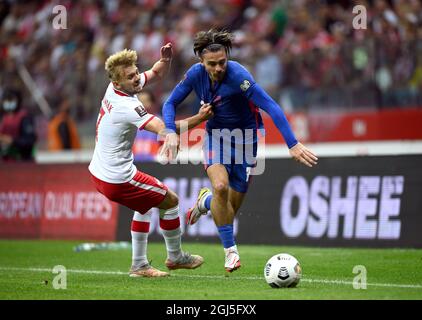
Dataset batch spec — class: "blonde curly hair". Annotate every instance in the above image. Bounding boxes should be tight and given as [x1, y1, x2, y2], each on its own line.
[105, 49, 137, 82]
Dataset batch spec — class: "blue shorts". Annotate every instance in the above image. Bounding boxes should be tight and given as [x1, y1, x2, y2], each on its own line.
[203, 130, 257, 193]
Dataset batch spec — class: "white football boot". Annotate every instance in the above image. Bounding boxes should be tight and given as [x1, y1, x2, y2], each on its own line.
[186, 187, 212, 225]
[224, 245, 241, 273]
[165, 251, 204, 270]
[129, 264, 169, 277]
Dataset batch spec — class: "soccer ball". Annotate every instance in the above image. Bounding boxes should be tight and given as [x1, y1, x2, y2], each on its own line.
[264, 253, 302, 288]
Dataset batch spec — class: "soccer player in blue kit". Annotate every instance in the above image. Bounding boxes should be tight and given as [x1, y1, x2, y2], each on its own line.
[161, 30, 318, 272]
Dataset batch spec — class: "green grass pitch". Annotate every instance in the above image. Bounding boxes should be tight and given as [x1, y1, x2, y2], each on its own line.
[0, 240, 421, 300]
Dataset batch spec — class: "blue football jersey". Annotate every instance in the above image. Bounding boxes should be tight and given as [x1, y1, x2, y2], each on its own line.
[163, 60, 298, 148]
[168, 61, 263, 131]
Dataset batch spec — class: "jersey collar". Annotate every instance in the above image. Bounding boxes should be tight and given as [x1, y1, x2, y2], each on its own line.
[112, 86, 131, 97]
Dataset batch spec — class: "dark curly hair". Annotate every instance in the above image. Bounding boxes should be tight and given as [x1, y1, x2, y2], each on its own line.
[193, 29, 234, 57]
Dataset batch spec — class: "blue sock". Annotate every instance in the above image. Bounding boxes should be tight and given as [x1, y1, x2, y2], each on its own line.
[204, 194, 212, 210]
[217, 224, 235, 248]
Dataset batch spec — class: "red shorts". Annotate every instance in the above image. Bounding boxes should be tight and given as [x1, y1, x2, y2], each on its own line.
[90, 171, 168, 214]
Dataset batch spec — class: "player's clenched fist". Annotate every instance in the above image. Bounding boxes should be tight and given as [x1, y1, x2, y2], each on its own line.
[198, 103, 214, 121]
[160, 43, 173, 62]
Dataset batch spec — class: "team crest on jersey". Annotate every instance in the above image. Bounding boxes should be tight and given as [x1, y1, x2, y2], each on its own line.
[240, 79, 251, 91]
[135, 105, 147, 117]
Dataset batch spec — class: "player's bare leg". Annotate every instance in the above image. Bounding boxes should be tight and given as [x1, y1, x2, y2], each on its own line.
[206, 164, 240, 272]
[228, 187, 246, 219]
[206, 164, 235, 224]
[185, 173, 245, 226]
[158, 189, 179, 210]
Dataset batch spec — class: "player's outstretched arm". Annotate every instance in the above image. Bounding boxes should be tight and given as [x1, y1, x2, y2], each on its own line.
[143, 43, 173, 85]
[246, 84, 318, 167]
[162, 69, 195, 133]
[143, 116, 166, 136]
[143, 117, 180, 161]
[175, 103, 214, 134]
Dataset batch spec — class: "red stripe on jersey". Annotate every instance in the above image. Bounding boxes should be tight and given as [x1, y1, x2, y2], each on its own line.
[159, 217, 180, 230]
[139, 115, 155, 130]
[113, 88, 130, 97]
[131, 220, 150, 233]
[95, 108, 106, 142]
[248, 101, 260, 129]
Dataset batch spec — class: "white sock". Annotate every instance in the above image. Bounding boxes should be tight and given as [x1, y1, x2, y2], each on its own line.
[131, 211, 151, 268]
[224, 245, 238, 254]
[159, 206, 182, 262]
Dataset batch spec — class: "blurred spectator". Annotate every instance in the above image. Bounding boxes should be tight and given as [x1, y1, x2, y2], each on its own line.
[47, 98, 81, 151]
[0, 0, 421, 149]
[138, 89, 161, 115]
[254, 39, 282, 98]
[0, 0, 10, 27]
[0, 88, 37, 161]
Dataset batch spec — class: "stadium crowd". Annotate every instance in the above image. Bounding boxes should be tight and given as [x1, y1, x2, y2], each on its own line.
[0, 0, 421, 147]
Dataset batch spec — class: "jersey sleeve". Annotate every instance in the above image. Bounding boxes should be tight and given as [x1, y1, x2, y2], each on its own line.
[112, 97, 155, 129]
[162, 66, 197, 132]
[230, 63, 297, 148]
[231, 62, 257, 96]
[244, 83, 298, 148]
[140, 72, 147, 89]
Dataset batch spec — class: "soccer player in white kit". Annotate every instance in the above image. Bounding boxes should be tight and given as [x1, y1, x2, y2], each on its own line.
[89, 44, 212, 277]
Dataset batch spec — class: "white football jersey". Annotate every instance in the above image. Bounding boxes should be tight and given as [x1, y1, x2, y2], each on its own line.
[89, 78, 155, 183]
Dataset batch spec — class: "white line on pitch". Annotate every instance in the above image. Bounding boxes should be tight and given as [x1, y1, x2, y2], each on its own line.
[0, 266, 421, 289]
